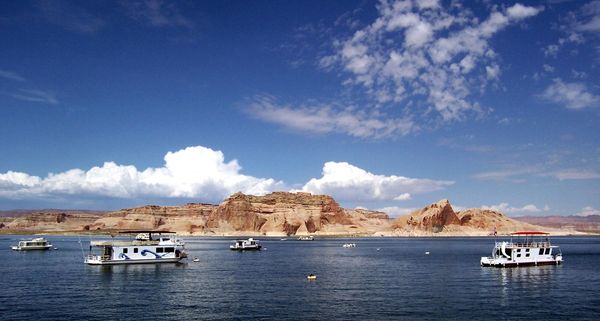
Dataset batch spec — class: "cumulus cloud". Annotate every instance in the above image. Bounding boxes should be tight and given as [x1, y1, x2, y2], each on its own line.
[324, 1, 541, 121]
[247, 95, 417, 138]
[541, 78, 599, 110]
[576, 206, 600, 216]
[298, 161, 453, 202]
[0, 146, 283, 202]
[482, 202, 543, 214]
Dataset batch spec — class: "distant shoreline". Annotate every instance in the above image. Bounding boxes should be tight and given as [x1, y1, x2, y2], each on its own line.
[1, 230, 596, 237]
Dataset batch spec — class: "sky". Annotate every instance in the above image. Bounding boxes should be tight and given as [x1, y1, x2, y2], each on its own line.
[0, 0, 598, 217]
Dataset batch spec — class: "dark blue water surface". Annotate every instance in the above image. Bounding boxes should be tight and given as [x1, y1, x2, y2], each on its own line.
[1, 236, 599, 320]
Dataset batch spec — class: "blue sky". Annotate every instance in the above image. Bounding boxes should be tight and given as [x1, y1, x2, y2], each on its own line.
[0, 0, 598, 216]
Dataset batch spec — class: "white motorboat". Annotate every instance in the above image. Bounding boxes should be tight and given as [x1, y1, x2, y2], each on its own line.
[84, 230, 187, 265]
[480, 231, 563, 267]
[342, 243, 356, 248]
[11, 237, 53, 251]
[297, 235, 314, 241]
[230, 238, 262, 251]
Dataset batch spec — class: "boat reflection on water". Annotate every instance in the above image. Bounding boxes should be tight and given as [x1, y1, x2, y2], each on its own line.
[481, 264, 562, 305]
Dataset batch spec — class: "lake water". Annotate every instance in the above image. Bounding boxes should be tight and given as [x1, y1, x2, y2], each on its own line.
[1, 236, 599, 320]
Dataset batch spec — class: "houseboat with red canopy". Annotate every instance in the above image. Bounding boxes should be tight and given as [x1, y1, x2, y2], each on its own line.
[480, 231, 563, 267]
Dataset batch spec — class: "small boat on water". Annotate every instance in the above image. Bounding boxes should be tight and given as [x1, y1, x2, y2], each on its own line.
[480, 231, 563, 267]
[342, 243, 356, 248]
[11, 237, 53, 251]
[230, 238, 262, 251]
[84, 230, 187, 265]
[298, 236, 314, 241]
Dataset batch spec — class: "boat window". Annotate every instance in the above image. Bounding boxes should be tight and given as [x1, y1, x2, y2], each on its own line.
[525, 248, 530, 252]
[539, 248, 544, 255]
[526, 253, 530, 257]
[516, 249, 521, 252]
[156, 247, 164, 253]
[165, 247, 175, 253]
[516, 254, 521, 258]
[546, 248, 552, 255]
[123, 248, 128, 254]
[134, 248, 138, 253]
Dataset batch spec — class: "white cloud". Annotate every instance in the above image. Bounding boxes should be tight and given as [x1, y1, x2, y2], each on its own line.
[473, 167, 538, 182]
[247, 95, 417, 138]
[549, 169, 600, 180]
[541, 78, 599, 110]
[298, 161, 453, 202]
[0, 70, 26, 82]
[0, 146, 283, 202]
[325, 1, 541, 123]
[377, 206, 417, 217]
[11, 89, 58, 105]
[394, 193, 412, 201]
[482, 202, 543, 214]
[576, 206, 600, 216]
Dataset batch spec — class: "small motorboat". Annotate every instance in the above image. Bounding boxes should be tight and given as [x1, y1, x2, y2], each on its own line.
[230, 238, 262, 251]
[193, 257, 200, 262]
[307, 274, 317, 280]
[298, 236, 314, 241]
[342, 243, 356, 248]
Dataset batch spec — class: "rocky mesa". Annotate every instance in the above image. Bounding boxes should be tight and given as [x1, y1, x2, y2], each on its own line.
[391, 199, 572, 236]
[0, 193, 579, 236]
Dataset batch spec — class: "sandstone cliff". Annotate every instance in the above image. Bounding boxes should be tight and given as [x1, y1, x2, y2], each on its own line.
[392, 199, 570, 236]
[0, 194, 578, 236]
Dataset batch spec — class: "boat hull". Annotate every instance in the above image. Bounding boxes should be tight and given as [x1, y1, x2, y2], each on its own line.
[230, 246, 262, 251]
[85, 257, 184, 265]
[11, 245, 52, 251]
[481, 257, 562, 267]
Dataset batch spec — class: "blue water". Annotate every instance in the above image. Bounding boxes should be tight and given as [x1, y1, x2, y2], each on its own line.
[1, 236, 599, 320]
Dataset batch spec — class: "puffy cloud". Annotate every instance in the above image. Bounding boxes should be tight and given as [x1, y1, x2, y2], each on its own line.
[541, 78, 599, 110]
[326, 1, 541, 121]
[576, 206, 600, 216]
[482, 202, 543, 214]
[0, 146, 283, 202]
[247, 95, 417, 138]
[299, 161, 453, 202]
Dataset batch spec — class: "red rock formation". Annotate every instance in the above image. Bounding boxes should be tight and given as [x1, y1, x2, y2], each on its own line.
[394, 199, 461, 232]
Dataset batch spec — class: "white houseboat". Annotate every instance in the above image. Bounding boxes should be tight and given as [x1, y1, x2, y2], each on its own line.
[298, 235, 314, 241]
[230, 238, 262, 251]
[85, 231, 187, 265]
[481, 231, 563, 267]
[11, 237, 53, 251]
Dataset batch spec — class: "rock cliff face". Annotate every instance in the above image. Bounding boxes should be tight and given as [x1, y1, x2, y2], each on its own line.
[92, 203, 216, 233]
[0, 194, 575, 236]
[5, 212, 101, 231]
[392, 199, 568, 236]
[394, 199, 460, 232]
[206, 192, 366, 236]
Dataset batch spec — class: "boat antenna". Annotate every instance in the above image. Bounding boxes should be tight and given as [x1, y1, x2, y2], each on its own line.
[77, 234, 86, 260]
